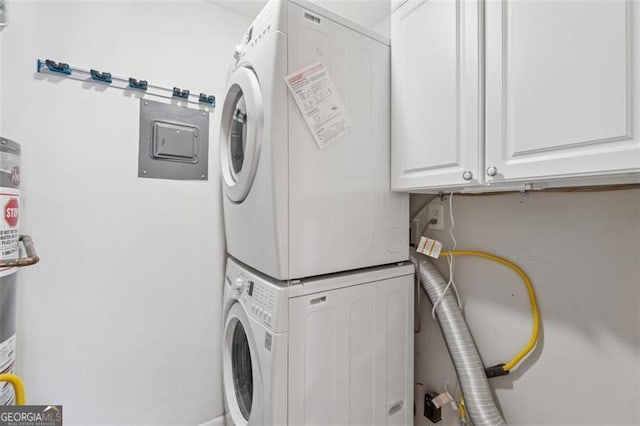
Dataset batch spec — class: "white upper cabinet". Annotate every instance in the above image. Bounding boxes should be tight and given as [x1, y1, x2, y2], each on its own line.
[391, 0, 482, 191]
[485, 0, 640, 184]
[391, 0, 640, 192]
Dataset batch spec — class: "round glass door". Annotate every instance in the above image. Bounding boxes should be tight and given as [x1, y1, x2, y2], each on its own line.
[229, 96, 248, 178]
[232, 320, 253, 420]
[223, 303, 262, 425]
[220, 67, 264, 203]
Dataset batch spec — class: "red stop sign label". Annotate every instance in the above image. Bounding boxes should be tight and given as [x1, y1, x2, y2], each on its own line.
[4, 198, 18, 228]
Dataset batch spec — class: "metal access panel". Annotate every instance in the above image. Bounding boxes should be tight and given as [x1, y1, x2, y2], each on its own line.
[138, 99, 209, 180]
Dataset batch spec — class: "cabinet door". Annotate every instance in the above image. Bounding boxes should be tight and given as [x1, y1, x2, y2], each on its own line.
[485, 0, 640, 183]
[391, 0, 482, 191]
[287, 275, 413, 425]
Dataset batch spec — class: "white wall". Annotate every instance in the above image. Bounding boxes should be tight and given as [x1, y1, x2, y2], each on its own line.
[412, 189, 640, 425]
[0, 29, 3, 134]
[373, 13, 390, 38]
[215, 0, 391, 32]
[2, 1, 249, 424]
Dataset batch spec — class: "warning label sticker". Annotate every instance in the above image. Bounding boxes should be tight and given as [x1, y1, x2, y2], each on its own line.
[416, 236, 443, 259]
[0, 190, 19, 263]
[285, 62, 353, 150]
[0, 335, 16, 405]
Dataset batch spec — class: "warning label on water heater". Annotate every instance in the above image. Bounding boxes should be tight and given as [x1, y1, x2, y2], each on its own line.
[0, 334, 16, 405]
[0, 190, 19, 264]
[285, 62, 353, 150]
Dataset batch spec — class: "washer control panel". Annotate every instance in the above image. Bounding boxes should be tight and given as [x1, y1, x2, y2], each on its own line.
[247, 279, 276, 327]
[225, 259, 285, 331]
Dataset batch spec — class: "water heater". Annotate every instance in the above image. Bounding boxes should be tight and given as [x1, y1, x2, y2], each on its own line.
[0, 138, 39, 404]
[0, 0, 7, 30]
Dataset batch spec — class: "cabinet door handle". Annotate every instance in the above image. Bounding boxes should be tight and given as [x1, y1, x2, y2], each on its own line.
[462, 171, 473, 181]
[486, 166, 498, 177]
[388, 400, 404, 416]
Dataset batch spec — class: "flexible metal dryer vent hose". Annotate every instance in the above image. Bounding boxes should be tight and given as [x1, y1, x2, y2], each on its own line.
[411, 251, 507, 426]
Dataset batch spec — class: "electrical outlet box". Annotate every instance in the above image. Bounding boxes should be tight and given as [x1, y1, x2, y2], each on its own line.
[138, 99, 209, 180]
[426, 205, 444, 230]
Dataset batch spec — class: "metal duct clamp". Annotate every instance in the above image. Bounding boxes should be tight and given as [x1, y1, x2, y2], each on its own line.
[0, 235, 40, 268]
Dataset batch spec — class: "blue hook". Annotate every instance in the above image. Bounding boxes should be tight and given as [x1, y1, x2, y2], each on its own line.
[41, 59, 71, 75]
[128, 78, 148, 91]
[198, 93, 216, 106]
[90, 69, 112, 84]
[173, 87, 190, 99]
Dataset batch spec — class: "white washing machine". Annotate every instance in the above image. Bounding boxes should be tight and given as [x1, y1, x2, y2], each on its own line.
[219, 0, 409, 281]
[222, 256, 414, 425]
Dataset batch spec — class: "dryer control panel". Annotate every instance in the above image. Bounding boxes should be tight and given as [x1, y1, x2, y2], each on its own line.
[233, 0, 282, 65]
[243, 0, 276, 50]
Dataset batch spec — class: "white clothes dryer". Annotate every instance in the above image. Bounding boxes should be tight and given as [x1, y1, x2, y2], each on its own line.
[219, 0, 408, 281]
[222, 256, 414, 426]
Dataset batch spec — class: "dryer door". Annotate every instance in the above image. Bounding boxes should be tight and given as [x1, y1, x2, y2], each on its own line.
[223, 302, 263, 425]
[220, 67, 264, 203]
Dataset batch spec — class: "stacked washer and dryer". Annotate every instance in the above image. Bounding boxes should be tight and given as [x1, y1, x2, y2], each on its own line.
[219, 1, 413, 424]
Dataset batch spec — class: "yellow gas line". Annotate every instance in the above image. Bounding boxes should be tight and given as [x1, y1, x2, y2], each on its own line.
[0, 374, 25, 405]
[441, 250, 540, 373]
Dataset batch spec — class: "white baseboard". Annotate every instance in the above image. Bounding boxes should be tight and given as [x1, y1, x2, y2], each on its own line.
[198, 413, 226, 426]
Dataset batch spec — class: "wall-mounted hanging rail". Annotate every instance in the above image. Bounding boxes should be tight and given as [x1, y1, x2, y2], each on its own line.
[36, 59, 216, 109]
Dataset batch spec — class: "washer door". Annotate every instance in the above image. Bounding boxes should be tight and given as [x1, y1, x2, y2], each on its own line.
[220, 67, 264, 203]
[223, 302, 263, 425]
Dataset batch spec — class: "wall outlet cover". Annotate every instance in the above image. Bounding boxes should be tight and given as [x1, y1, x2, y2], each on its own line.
[427, 204, 445, 230]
